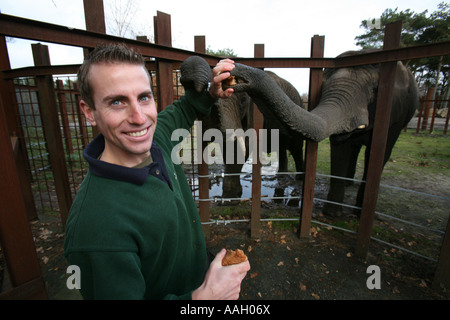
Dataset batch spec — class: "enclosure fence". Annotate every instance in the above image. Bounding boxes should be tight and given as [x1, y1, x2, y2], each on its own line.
[0, 5, 449, 299]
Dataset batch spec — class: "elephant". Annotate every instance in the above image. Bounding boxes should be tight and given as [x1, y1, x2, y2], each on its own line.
[219, 49, 419, 217]
[198, 71, 305, 200]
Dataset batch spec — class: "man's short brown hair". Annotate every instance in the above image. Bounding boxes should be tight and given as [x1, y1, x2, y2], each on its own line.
[77, 43, 148, 110]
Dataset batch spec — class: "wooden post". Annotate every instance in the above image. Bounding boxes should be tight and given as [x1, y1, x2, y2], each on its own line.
[433, 216, 450, 290]
[299, 35, 324, 238]
[355, 22, 402, 257]
[0, 96, 47, 299]
[32, 43, 72, 227]
[250, 44, 265, 238]
[421, 87, 434, 131]
[154, 11, 173, 111]
[194, 35, 210, 239]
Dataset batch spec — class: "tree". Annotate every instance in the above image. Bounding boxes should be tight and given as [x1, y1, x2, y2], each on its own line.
[206, 46, 238, 58]
[355, 2, 449, 94]
[105, 0, 153, 41]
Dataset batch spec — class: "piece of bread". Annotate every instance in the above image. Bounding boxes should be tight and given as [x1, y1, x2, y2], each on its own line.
[222, 249, 248, 266]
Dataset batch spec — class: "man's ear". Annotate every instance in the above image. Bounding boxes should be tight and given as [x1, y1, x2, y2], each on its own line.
[80, 100, 96, 126]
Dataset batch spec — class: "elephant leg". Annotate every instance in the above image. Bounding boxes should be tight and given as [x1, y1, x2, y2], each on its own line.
[222, 163, 244, 199]
[345, 143, 362, 186]
[354, 124, 404, 216]
[323, 141, 353, 217]
[278, 145, 288, 173]
[289, 139, 304, 180]
[222, 138, 248, 201]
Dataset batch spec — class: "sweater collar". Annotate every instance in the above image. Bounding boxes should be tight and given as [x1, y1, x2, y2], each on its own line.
[83, 134, 165, 186]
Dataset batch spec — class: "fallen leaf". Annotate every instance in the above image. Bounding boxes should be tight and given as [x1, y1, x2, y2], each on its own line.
[277, 261, 284, 267]
[295, 257, 299, 264]
[250, 272, 258, 279]
[419, 279, 428, 288]
[42, 256, 49, 264]
[299, 282, 307, 291]
[346, 252, 352, 258]
[311, 293, 320, 300]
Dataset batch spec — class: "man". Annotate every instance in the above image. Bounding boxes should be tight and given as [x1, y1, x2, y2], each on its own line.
[64, 43, 250, 300]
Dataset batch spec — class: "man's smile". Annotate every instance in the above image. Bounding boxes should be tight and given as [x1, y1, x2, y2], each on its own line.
[125, 127, 149, 138]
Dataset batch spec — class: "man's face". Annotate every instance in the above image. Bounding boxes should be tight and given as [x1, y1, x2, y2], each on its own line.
[81, 62, 157, 167]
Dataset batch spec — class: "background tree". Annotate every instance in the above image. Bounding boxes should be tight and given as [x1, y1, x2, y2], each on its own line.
[206, 46, 238, 58]
[355, 2, 449, 100]
[105, 0, 154, 42]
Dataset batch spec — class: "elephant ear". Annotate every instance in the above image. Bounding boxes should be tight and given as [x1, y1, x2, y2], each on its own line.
[180, 56, 212, 93]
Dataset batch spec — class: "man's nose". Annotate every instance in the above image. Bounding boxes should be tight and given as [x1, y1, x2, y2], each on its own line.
[129, 102, 147, 124]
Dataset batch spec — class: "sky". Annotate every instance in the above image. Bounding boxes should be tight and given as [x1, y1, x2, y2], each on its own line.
[0, 0, 443, 94]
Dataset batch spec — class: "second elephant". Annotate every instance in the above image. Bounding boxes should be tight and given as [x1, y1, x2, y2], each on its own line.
[199, 71, 305, 199]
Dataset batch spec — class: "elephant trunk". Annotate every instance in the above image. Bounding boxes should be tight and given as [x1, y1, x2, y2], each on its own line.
[230, 63, 375, 142]
[230, 64, 329, 141]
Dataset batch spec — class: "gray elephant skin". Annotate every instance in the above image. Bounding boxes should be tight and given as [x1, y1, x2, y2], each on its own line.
[198, 71, 305, 199]
[223, 49, 419, 217]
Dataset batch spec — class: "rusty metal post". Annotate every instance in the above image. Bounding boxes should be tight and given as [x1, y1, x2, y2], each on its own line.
[83, 0, 106, 34]
[416, 97, 424, 134]
[82, 0, 106, 139]
[356, 21, 402, 257]
[0, 36, 37, 220]
[74, 85, 89, 149]
[194, 35, 211, 239]
[32, 43, 72, 227]
[154, 11, 173, 111]
[250, 44, 265, 238]
[421, 87, 434, 131]
[56, 80, 73, 154]
[299, 35, 324, 238]
[0, 95, 47, 299]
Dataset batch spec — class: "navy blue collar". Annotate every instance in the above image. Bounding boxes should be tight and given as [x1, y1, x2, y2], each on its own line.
[83, 134, 172, 188]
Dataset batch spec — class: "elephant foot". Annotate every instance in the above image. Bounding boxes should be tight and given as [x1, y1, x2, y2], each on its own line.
[322, 203, 343, 217]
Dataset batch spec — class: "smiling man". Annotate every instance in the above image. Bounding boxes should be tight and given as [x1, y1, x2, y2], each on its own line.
[64, 43, 250, 300]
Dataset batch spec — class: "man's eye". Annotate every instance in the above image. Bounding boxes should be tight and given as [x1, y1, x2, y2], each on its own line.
[140, 96, 149, 102]
[111, 100, 122, 106]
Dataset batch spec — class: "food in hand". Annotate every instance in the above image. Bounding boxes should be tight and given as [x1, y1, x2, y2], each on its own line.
[222, 249, 248, 266]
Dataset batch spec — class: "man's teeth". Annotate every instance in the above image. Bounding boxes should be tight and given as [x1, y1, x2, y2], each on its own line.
[127, 128, 148, 137]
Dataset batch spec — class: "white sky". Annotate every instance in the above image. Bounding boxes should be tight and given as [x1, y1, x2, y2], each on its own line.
[0, 0, 443, 94]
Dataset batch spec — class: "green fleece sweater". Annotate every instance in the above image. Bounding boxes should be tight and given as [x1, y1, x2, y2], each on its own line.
[64, 91, 216, 300]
